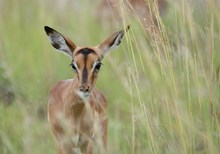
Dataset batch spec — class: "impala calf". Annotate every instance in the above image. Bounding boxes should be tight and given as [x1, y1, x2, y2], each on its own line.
[44, 25, 129, 154]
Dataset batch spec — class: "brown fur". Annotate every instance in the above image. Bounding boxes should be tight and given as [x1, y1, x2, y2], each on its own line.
[48, 79, 107, 154]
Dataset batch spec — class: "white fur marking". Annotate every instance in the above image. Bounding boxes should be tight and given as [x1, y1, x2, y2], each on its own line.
[102, 31, 124, 54]
[108, 32, 124, 50]
[76, 90, 90, 103]
[91, 61, 100, 72]
[48, 31, 72, 57]
[73, 62, 80, 73]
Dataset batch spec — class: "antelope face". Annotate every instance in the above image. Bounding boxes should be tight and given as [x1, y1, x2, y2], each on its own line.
[44, 25, 129, 99]
[71, 48, 102, 97]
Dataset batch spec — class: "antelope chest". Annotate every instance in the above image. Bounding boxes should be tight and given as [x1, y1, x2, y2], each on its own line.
[66, 102, 101, 144]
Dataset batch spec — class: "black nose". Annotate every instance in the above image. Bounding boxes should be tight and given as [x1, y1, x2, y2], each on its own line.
[79, 85, 90, 92]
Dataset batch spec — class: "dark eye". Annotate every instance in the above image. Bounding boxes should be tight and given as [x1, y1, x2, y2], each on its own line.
[70, 64, 77, 72]
[95, 63, 102, 71]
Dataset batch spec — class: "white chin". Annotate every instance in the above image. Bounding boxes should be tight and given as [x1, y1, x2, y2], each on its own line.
[76, 90, 90, 102]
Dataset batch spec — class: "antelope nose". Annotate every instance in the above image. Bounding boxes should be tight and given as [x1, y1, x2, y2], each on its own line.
[79, 85, 90, 92]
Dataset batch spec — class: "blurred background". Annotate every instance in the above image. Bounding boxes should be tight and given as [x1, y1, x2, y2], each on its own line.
[0, 0, 220, 153]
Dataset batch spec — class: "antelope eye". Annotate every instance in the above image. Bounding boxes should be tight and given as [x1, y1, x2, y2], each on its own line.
[95, 63, 102, 70]
[70, 64, 77, 72]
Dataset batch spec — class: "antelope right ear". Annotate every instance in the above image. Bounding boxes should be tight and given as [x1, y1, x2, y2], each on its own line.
[44, 26, 77, 57]
[98, 25, 130, 58]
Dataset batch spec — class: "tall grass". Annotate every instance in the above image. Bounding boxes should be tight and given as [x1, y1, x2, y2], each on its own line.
[0, 0, 220, 153]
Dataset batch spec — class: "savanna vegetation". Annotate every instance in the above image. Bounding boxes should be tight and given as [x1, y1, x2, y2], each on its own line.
[0, 0, 220, 153]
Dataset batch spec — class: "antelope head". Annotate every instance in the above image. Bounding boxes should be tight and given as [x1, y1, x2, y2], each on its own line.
[44, 26, 129, 99]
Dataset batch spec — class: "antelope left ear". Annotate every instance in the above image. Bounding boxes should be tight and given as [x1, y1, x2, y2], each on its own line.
[98, 25, 130, 57]
[44, 26, 77, 58]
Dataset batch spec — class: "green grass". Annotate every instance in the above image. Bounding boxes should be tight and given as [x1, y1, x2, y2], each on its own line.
[0, 0, 220, 153]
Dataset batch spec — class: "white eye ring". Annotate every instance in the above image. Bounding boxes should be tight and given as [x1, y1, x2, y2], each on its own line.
[92, 61, 102, 72]
[72, 62, 80, 73]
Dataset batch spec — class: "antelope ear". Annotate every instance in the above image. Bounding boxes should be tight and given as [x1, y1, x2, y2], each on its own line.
[44, 26, 77, 57]
[98, 25, 130, 57]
